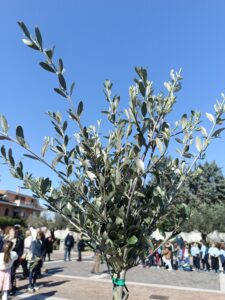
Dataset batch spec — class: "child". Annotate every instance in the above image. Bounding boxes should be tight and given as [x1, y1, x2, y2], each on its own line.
[0, 241, 18, 300]
[209, 243, 220, 273]
[183, 243, 190, 264]
[200, 240, 210, 271]
[191, 243, 200, 271]
[174, 243, 183, 270]
[219, 244, 225, 274]
[162, 243, 173, 271]
[145, 245, 155, 268]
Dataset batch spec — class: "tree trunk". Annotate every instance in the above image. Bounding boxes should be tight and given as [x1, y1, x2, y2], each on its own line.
[112, 270, 129, 300]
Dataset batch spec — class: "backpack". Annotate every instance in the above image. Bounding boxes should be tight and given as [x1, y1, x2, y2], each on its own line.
[182, 264, 192, 271]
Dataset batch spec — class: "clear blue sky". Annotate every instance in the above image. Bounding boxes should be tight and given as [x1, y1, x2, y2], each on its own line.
[0, 0, 225, 193]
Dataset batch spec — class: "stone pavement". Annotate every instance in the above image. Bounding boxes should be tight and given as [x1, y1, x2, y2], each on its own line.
[13, 250, 225, 300]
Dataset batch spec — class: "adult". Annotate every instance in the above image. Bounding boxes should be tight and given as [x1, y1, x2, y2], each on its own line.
[77, 234, 85, 262]
[28, 231, 46, 292]
[64, 232, 74, 261]
[19, 230, 33, 281]
[0, 229, 4, 252]
[44, 235, 55, 261]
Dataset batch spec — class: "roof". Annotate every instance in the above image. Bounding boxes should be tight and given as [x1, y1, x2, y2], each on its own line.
[0, 200, 43, 211]
[0, 189, 35, 199]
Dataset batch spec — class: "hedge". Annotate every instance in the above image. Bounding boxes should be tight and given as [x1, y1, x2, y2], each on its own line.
[0, 216, 26, 229]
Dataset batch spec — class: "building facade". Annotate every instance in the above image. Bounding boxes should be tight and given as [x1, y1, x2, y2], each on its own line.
[0, 189, 43, 218]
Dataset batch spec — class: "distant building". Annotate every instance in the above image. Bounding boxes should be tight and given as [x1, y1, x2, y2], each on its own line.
[0, 189, 44, 218]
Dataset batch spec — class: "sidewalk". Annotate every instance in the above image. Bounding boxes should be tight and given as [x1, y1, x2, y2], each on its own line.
[14, 250, 225, 300]
[15, 275, 225, 300]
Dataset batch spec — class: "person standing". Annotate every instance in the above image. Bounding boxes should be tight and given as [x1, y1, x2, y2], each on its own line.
[183, 243, 190, 264]
[219, 244, 225, 274]
[209, 243, 220, 273]
[0, 229, 4, 252]
[8, 226, 24, 295]
[191, 243, 200, 271]
[20, 230, 33, 280]
[0, 241, 18, 300]
[175, 235, 185, 249]
[64, 232, 74, 261]
[77, 234, 85, 262]
[28, 231, 46, 292]
[162, 243, 173, 271]
[44, 235, 55, 261]
[200, 240, 210, 271]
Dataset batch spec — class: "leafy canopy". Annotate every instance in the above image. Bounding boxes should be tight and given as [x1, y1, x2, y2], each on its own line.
[0, 22, 225, 299]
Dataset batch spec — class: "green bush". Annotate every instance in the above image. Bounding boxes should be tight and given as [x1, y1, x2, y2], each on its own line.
[0, 216, 26, 229]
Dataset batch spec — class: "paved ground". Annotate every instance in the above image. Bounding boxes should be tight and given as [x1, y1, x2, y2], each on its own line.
[12, 250, 225, 300]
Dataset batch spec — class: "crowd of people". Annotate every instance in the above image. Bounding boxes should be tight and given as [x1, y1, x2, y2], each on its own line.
[0, 227, 100, 300]
[0, 225, 55, 300]
[144, 236, 225, 273]
[1, 226, 225, 300]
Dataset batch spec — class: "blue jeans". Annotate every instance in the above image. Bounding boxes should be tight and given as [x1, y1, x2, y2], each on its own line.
[64, 247, 72, 261]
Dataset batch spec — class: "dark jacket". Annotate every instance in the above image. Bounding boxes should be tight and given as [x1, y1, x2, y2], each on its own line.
[32, 239, 46, 259]
[65, 234, 75, 249]
[0, 235, 3, 252]
[77, 239, 85, 252]
[45, 237, 54, 253]
[13, 236, 24, 257]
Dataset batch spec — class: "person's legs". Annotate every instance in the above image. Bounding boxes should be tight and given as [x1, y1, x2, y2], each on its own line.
[68, 248, 71, 261]
[10, 259, 20, 294]
[193, 256, 197, 269]
[211, 256, 215, 270]
[223, 261, 225, 273]
[78, 250, 82, 261]
[163, 257, 172, 270]
[32, 260, 42, 290]
[196, 257, 200, 270]
[21, 259, 29, 278]
[28, 270, 34, 289]
[215, 257, 219, 272]
[64, 248, 68, 261]
[206, 259, 210, 271]
[2, 269, 10, 299]
[48, 252, 51, 261]
[202, 258, 205, 270]
[2, 291, 8, 300]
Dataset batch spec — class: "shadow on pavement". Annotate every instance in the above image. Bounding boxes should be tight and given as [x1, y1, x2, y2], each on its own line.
[18, 291, 57, 299]
[46, 266, 65, 275]
[43, 280, 70, 288]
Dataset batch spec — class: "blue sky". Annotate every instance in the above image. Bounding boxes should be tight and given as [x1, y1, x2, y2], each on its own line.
[0, 0, 225, 194]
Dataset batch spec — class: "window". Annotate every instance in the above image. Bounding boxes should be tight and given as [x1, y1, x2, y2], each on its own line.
[13, 211, 19, 217]
[4, 208, 9, 216]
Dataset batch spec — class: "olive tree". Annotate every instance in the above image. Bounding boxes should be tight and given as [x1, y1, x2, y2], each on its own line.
[1, 22, 225, 299]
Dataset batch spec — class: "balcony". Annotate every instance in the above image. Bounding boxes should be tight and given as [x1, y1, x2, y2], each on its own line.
[13, 199, 42, 211]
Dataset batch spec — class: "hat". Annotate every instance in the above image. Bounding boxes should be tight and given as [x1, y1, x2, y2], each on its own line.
[14, 224, 21, 229]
